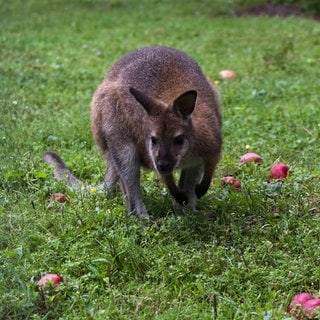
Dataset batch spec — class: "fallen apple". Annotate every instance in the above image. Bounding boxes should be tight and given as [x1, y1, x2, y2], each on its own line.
[302, 298, 320, 319]
[288, 292, 315, 318]
[52, 192, 67, 203]
[290, 293, 315, 307]
[219, 69, 235, 79]
[240, 152, 262, 164]
[221, 176, 241, 190]
[270, 163, 289, 180]
[38, 273, 63, 290]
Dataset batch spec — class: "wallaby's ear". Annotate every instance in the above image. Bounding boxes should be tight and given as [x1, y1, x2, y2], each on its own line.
[130, 87, 158, 117]
[172, 90, 197, 119]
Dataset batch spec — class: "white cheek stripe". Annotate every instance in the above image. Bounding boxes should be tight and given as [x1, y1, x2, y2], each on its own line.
[148, 142, 158, 172]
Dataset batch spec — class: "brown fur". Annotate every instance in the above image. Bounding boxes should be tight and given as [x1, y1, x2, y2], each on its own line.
[91, 46, 222, 219]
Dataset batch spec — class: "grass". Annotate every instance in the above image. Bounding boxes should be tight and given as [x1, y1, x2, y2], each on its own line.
[1, 0, 320, 319]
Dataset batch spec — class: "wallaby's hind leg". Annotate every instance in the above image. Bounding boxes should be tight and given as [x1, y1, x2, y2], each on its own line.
[97, 150, 119, 192]
[105, 163, 118, 191]
[162, 174, 188, 206]
[178, 165, 203, 211]
[108, 143, 149, 220]
[96, 162, 119, 191]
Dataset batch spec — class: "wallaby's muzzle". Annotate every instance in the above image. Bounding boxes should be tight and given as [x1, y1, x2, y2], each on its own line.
[156, 159, 175, 174]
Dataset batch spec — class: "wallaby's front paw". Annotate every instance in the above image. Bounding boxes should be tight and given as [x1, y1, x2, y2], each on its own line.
[195, 184, 207, 199]
[173, 191, 189, 206]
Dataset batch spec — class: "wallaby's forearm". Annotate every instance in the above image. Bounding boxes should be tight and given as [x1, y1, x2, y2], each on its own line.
[195, 160, 217, 199]
[162, 174, 188, 205]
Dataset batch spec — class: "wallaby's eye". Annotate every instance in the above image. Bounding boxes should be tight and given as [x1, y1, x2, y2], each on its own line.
[150, 136, 157, 146]
[174, 135, 184, 146]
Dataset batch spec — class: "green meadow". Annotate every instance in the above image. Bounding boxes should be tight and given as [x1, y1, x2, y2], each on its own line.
[1, 0, 319, 319]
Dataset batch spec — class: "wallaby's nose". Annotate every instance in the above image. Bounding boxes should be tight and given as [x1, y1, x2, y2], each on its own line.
[156, 160, 173, 174]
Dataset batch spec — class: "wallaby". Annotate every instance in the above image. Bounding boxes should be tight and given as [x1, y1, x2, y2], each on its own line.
[44, 46, 222, 220]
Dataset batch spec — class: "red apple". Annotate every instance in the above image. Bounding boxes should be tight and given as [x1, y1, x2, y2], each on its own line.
[302, 298, 320, 318]
[52, 192, 67, 203]
[287, 293, 320, 319]
[221, 176, 241, 190]
[240, 152, 262, 164]
[270, 163, 289, 180]
[291, 293, 315, 306]
[288, 293, 314, 317]
[219, 69, 235, 79]
[38, 273, 63, 290]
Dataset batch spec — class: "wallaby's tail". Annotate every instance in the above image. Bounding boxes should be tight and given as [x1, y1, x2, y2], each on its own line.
[43, 152, 82, 187]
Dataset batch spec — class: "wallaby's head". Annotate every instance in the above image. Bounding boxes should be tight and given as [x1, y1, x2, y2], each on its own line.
[130, 87, 197, 175]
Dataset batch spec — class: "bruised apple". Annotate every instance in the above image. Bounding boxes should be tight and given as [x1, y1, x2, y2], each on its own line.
[219, 70, 235, 79]
[221, 176, 241, 190]
[302, 299, 320, 319]
[288, 293, 320, 319]
[52, 192, 67, 203]
[270, 163, 289, 180]
[240, 152, 262, 164]
[288, 293, 314, 318]
[38, 273, 63, 290]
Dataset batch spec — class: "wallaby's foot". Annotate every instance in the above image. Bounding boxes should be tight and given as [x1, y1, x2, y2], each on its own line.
[95, 182, 118, 193]
[135, 211, 150, 220]
[105, 165, 119, 192]
[129, 206, 149, 220]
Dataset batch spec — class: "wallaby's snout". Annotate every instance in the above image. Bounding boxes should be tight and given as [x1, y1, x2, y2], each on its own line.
[153, 142, 179, 174]
[156, 160, 173, 174]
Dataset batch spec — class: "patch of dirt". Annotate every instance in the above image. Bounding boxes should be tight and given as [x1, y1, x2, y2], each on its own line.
[237, 3, 320, 21]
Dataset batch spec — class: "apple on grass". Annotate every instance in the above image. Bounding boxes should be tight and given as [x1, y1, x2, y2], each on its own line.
[269, 163, 289, 180]
[52, 192, 67, 203]
[221, 176, 241, 190]
[38, 273, 63, 291]
[219, 70, 235, 79]
[240, 152, 262, 164]
[302, 299, 320, 319]
[288, 292, 320, 319]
